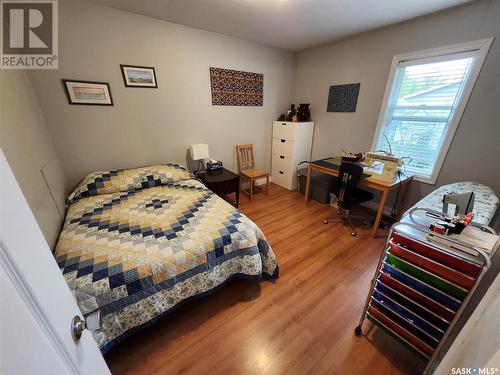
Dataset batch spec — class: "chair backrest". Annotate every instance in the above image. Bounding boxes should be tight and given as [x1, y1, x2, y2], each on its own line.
[236, 144, 255, 172]
[335, 162, 364, 209]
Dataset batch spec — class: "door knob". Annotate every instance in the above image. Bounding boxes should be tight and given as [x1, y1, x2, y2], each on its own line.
[71, 311, 101, 342]
[71, 315, 85, 341]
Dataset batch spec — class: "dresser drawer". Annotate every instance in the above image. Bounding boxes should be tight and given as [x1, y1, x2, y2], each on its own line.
[272, 165, 295, 190]
[272, 138, 294, 158]
[272, 154, 294, 174]
[273, 121, 296, 141]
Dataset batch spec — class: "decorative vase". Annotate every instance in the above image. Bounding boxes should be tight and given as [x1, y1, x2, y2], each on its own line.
[285, 104, 296, 121]
[297, 103, 311, 122]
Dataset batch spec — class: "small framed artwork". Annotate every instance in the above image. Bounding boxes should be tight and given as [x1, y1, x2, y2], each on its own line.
[120, 65, 158, 88]
[62, 80, 113, 106]
[327, 83, 361, 112]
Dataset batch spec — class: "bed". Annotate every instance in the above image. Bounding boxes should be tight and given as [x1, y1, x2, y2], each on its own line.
[54, 164, 278, 353]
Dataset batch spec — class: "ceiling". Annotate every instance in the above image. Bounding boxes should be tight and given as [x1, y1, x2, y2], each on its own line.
[87, 0, 471, 51]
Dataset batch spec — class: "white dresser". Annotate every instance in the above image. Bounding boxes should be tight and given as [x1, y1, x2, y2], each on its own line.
[271, 121, 314, 190]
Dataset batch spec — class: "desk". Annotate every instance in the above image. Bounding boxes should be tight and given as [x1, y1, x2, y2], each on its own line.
[304, 158, 413, 237]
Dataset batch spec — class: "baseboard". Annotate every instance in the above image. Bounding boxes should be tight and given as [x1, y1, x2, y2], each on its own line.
[254, 176, 271, 186]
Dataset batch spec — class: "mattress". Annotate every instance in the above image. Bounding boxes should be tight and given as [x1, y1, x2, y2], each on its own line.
[54, 164, 278, 352]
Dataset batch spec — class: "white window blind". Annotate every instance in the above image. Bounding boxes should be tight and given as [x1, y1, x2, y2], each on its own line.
[374, 50, 479, 181]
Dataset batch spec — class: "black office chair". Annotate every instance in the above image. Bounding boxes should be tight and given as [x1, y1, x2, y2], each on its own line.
[323, 162, 374, 236]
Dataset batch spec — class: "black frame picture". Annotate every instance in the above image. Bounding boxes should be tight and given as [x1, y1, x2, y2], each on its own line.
[120, 64, 158, 88]
[62, 79, 113, 106]
[327, 83, 360, 112]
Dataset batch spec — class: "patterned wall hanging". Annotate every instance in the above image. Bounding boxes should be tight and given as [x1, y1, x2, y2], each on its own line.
[210, 67, 263, 106]
[327, 83, 360, 112]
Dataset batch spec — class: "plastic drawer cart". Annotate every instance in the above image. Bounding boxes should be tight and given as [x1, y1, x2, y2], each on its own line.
[355, 208, 494, 374]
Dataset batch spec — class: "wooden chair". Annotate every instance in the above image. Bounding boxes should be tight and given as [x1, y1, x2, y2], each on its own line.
[236, 144, 269, 200]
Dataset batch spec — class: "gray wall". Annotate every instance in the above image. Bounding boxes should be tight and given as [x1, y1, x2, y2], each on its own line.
[28, 0, 295, 188]
[293, 0, 500, 228]
[0, 71, 67, 248]
[7, 0, 500, 245]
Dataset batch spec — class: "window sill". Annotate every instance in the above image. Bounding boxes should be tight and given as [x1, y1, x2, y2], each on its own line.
[411, 174, 437, 185]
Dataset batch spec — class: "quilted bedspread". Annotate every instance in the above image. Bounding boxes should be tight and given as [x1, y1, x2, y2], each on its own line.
[54, 164, 278, 352]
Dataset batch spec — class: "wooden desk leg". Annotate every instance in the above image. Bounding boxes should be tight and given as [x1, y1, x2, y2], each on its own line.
[304, 165, 312, 204]
[395, 178, 412, 219]
[372, 188, 389, 237]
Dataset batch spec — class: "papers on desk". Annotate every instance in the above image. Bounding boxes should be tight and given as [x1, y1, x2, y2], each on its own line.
[363, 162, 399, 182]
[364, 163, 383, 175]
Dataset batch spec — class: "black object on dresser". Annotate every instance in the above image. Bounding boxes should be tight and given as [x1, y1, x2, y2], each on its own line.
[197, 168, 240, 208]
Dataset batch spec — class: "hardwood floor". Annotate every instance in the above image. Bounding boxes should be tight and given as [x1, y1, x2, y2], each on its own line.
[105, 183, 424, 375]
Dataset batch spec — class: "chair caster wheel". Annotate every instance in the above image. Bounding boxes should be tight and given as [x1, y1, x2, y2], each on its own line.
[323, 220, 328, 224]
[351, 232, 357, 237]
[355, 326, 362, 336]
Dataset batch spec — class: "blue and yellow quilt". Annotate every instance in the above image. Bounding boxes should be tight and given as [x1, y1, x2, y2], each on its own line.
[54, 164, 278, 352]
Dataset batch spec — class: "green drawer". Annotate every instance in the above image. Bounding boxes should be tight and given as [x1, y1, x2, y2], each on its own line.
[386, 252, 468, 300]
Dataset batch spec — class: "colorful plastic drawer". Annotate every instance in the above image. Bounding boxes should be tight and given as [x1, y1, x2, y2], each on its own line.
[366, 313, 429, 360]
[378, 270, 456, 322]
[391, 233, 481, 278]
[385, 252, 468, 300]
[389, 240, 476, 289]
[368, 304, 435, 357]
[375, 281, 450, 331]
[372, 290, 444, 340]
[382, 262, 461, 311]
[370, 299, 438, 349]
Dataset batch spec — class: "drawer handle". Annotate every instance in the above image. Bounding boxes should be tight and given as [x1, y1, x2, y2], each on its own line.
[279, 171, 284, 174]
[280, 155, 284, 159]
[280, 139, 285, 143]
[281, 122, 286, 126]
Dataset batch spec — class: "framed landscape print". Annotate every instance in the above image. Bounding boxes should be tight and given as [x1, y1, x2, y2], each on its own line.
[62, 80, 113, 106]
[120, 65, 158, 88]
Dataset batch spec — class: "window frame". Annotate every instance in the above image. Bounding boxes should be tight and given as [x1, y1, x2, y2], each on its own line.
[371, 38, 493, 184]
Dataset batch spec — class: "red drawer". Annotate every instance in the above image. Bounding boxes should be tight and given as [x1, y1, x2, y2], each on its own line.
[389, 240, 475, 289]
[391, 233, 481, 278]
[379, 271, 456, 322]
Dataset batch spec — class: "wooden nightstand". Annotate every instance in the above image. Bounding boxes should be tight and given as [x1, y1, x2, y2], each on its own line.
[197, 168, 240, 208]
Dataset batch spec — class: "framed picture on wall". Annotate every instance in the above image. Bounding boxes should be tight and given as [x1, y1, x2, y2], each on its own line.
[62, 79, 113, 106]
[120, 65, 158, 88]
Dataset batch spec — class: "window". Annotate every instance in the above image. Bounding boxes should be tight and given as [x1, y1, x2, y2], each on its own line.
[372, 39, 493, 184]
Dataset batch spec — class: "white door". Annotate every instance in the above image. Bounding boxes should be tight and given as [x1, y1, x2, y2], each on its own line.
[0, 150, 110, 375]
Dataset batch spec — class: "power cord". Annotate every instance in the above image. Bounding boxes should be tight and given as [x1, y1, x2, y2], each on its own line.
[390, 169, 410, 218]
